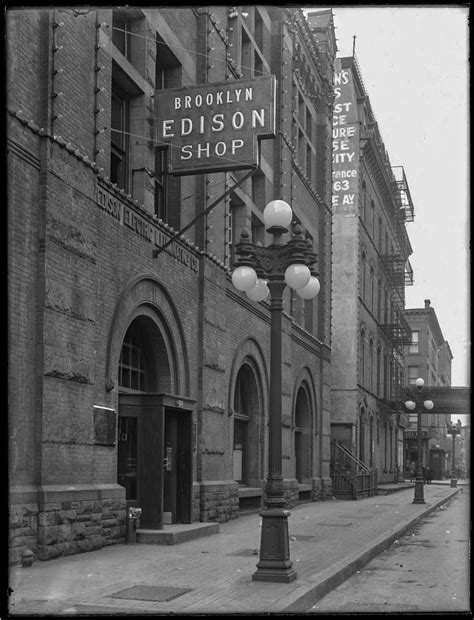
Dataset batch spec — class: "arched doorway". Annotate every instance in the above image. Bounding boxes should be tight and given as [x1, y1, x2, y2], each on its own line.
[294, 385, 311, 482]
[359, 408, 366, 463]
[233, 361, 261, 485]
[117, 315, 193, 528]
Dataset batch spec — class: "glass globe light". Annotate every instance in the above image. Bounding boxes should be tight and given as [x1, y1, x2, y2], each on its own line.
[246, 278, 269, 302]
[423, 400, 434, 410]
[263, 200, 293, 229]
[404, 400, 416, 411]
[232, 265, 257, 292]
[296, 276, 320, 299]
[415, 377, 424, 387]
[285, 263, 311, 290]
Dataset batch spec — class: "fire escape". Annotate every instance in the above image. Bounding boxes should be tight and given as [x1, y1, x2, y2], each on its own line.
[379, 166, 414, 420]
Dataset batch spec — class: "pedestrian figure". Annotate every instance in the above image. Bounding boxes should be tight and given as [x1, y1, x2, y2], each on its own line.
[425, 466, 433, 484]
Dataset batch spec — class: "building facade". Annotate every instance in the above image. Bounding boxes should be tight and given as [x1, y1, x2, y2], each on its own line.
[403, 300, 453, 479]
[8, 7, 336, 563]
[327, 54, 414, 485]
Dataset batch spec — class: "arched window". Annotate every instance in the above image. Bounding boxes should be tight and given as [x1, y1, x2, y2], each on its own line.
[360, 329, 366, 385]
[369, 337, 374, 391]
[370, 265, 375, 313]
[359, 408, 366, 463]
[370, 200, 375, 238]
[294, 385, 311, 483]
[361, 181, 367, 223]
[233, 362, 261, 485]
[361, 251, 366, 302]
[376, 346, 381, 396]
[377, 278, 382, 321]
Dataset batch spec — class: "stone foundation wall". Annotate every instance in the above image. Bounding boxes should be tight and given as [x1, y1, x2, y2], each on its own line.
[199, 480, 239, 522]
[9, 484, 126, 565]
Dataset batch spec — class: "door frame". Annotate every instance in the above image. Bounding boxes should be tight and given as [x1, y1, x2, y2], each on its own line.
[118, 392, 195, 529]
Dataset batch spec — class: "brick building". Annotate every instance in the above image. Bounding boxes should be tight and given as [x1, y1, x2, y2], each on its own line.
[403, 300, 453, 479]
[326, 53, 415, 488]
[7, 7, 336, 563]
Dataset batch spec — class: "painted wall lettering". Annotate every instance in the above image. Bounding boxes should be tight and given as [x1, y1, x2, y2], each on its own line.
[332, 61, 359, 213]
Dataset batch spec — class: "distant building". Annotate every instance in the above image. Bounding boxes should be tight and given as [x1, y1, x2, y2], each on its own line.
[324, 53, 414, 487]
[403, 299, 453, 479]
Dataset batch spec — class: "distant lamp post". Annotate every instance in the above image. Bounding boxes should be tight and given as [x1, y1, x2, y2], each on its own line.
[447, 419, 463, 488]
[232, 199, 320, 583]
[404, 378, 434, 504]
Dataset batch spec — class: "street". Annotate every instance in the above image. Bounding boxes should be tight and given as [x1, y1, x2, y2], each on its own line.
[309, 487, 470, 614]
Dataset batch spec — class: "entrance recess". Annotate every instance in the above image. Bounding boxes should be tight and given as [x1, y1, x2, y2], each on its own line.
[118, 393, 194, 529]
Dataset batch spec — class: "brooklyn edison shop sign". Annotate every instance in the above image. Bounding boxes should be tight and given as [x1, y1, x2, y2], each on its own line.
[155, 75, 276, 175]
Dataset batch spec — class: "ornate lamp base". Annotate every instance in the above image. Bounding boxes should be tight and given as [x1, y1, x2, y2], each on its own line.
[412, 478, 425, 504]
[252, 508, 297, 583]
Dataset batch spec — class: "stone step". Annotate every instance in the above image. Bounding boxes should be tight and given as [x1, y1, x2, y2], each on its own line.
[136, 522, 219, 545]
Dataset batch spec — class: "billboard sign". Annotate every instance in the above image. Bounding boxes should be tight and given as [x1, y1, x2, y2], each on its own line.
[154, 75, 276, 175]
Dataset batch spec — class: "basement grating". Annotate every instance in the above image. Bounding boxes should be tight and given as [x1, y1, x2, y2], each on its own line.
[111, 585, 192, 602]
[316, 522, 352, 527]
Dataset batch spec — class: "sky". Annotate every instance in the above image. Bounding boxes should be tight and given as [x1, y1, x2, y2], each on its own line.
[303, 6, 470, 412]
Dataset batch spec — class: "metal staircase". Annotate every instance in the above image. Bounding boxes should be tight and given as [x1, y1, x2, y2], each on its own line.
[330, 441, 378, 500]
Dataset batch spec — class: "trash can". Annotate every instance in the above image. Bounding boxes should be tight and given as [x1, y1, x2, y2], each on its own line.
[126, 507, 142, 544]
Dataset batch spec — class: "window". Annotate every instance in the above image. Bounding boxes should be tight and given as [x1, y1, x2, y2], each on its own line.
[361, 252, 366, 301]
[119, 325, 146, 391]
[370, 265, 375, 313]
[361, 181, 367, 222]
[408, 366, 419, 385]
[369, 338, 374, 391]
[154, 148, 168, 220]
[112, 12, 132, 61]
[377, 278, 382, 321]
[376, 347, 381, 396]
[360, 329, 365, 385]
[409, 330, 419, 354]
[111, 88, 129, 191]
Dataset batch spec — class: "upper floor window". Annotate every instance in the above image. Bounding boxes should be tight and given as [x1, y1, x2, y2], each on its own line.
[408, 365, 419, 385]
[361, 252, 366, 302]
[111, 87, 129, 191]
[154, 148, 168, 220]
[409, 330, 419, 354]
[112, 12, 132, 61]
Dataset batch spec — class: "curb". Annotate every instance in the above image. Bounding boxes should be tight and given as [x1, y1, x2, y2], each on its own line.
[284, 488, 459, 612]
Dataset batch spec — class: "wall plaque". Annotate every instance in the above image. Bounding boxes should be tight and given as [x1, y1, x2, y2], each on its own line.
[93, 406, 116, 446]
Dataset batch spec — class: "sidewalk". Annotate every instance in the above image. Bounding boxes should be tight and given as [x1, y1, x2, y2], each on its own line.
[8, 484, 464, 616]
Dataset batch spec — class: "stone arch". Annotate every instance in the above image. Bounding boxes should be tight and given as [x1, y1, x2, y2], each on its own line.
[291, 367, 318, 482]
[105, 273, 190, 396]
[228, 338, 269, 486]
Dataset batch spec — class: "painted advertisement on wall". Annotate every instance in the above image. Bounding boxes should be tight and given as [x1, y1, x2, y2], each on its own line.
[155, 75, 276, 175]
[332, 59, 359, 213]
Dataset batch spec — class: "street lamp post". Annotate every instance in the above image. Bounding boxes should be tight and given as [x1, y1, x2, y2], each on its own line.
[231, 200, 320, 583]
[404, 378, 434, 504]
[447, 419, 462, 488]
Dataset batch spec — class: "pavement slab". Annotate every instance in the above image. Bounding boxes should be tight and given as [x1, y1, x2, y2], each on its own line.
[8, 483, 463, 615]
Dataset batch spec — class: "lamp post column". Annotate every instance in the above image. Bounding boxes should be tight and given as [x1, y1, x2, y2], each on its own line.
[405, 378, 433, 505]
[232, 200, 319, 584]
[413, 404, 425, 504]
[253, 279, 297, 583]
[451, 433, 457, 487]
